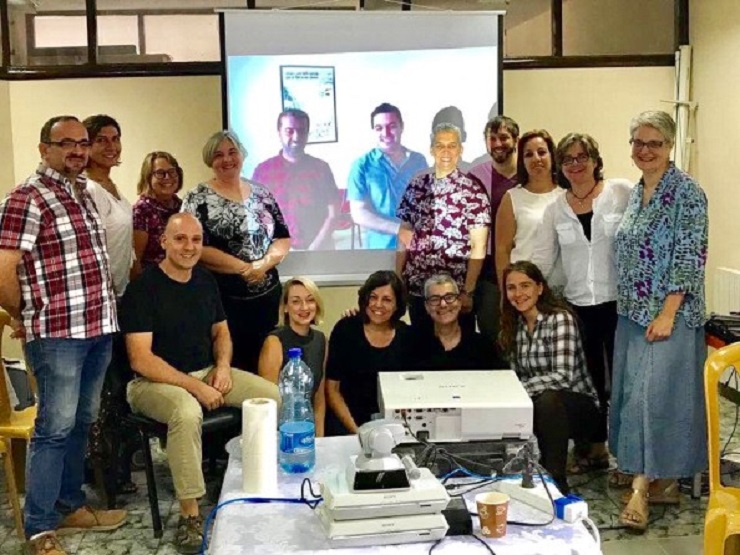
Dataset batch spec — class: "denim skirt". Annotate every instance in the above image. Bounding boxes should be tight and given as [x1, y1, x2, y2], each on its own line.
[609, 315, 707, 478]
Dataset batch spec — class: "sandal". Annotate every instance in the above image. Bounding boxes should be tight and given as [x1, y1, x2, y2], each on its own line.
[608, 469, 634, 489]
[568, 453, 610, 475]
[620, 488, 649, 532]
[620, 479, 681, 505]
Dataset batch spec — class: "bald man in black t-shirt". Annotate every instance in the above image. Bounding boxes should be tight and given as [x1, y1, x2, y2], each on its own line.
[120, 213, 278, 554]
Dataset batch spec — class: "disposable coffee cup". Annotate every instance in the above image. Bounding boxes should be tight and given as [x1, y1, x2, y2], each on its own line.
[475, 492, 510, 538]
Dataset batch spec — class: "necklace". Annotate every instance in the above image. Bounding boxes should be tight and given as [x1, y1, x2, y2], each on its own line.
[569, 181, 599, 207]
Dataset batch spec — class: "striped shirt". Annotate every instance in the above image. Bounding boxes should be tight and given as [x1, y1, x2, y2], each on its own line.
[0, 165, 118, 340]
[512, 310, 597, 403]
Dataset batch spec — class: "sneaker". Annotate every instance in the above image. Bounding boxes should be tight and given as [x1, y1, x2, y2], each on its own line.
[26, 532, 66, 555]
[57, 505, 127, 535]
[175, 515, 204, 555]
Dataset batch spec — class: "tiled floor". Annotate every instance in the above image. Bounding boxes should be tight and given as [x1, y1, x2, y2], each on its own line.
[1, 394, 737, 554]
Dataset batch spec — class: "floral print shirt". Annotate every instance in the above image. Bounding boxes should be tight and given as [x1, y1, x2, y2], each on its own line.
[615, 164, 708, 328]
[132, 195, 182, 266]
[182, 182, 290, 299]
[396, 168, 491, 297]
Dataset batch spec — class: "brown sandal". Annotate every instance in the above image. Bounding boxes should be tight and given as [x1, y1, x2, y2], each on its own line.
[620, 488, 649, 532]
[608, 469, 634, 489]
[620, 479, 681, 505]
[568, 453, 610, 475]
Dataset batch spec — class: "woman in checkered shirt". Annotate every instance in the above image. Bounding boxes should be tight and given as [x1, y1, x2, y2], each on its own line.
[499, 260, 599, 494]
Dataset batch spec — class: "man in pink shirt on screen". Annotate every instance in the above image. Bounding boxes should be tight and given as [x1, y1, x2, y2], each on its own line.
[253, 109, 338, 251]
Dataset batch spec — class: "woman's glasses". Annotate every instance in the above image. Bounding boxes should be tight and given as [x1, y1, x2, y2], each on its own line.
[152, 168, 179, 180]
[425, 293, 460, 306]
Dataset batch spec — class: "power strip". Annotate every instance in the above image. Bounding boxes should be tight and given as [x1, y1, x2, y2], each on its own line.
[497, 478, 563, 514]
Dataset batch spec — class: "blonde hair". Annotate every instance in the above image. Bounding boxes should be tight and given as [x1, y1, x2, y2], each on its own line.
[281, 276, 324, 326]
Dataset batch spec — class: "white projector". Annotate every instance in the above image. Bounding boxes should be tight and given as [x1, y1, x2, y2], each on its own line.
[378, 370, 533, 442]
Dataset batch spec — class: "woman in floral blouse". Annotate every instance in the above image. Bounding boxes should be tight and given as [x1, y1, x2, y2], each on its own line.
[182, 130, 290, 373]
[132, 151, 184, 278]
[612, 111, 708, 532]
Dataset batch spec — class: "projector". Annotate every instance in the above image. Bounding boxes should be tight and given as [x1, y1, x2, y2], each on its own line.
[378, 370, 533, 443]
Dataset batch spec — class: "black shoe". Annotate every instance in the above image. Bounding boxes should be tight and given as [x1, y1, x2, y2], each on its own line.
[175, 515, 203, 555]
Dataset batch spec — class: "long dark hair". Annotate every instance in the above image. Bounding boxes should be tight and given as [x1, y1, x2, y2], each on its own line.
[516, 129, 558, 186]
[499, 261, 573, 357]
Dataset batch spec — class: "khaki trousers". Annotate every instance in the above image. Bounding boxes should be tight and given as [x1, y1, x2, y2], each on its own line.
[127, 367, 279, 500]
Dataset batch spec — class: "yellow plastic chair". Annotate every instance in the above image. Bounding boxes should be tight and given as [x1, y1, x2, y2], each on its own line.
[0, 435, 23, 538]
[0, 309, 37, 536]
[704, 343, 740, 554]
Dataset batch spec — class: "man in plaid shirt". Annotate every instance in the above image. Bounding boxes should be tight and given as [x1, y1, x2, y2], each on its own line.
[0, 116, 126, 555]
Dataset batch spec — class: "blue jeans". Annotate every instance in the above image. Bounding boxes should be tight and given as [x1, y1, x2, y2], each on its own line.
[24, 335, 112, 538]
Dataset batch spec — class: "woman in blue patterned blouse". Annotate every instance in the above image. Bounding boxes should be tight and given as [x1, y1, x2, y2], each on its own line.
[500, 260, 599, 494]
[612, 111, 708, 532]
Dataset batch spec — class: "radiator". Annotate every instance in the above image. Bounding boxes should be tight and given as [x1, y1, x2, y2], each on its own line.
[713, 267, 740, 315]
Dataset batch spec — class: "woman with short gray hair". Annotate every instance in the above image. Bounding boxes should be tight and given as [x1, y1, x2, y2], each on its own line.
[182, 130, 291, 373]
[611, 111, 708, 532]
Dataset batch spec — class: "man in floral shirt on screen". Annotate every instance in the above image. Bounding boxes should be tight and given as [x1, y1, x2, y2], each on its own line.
[396, 122, 491, 334]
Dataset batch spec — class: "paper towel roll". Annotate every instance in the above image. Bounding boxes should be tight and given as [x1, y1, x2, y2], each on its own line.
[241, 398, 278, 496]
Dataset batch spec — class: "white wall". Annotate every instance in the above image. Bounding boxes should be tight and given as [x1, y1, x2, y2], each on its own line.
[691, 0, 740, 312]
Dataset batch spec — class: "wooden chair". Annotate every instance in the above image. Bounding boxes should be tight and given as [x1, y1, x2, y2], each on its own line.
[0, 309, 37, 539]
[704, 343, 740, 554]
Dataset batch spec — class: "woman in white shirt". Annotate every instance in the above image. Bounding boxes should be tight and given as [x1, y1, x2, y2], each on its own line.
[531, 133, 632, 475]
[83, 114, 133, 298]
[82, 114, 136, 496]
[495, 129, 565, 291]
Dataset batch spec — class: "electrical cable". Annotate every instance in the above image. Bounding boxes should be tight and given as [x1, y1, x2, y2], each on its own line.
[199, 477, 322, 554]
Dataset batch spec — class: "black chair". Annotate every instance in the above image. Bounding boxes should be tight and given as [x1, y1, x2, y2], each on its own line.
[105, 357, 242, 538]
[114, 407, 241, 538]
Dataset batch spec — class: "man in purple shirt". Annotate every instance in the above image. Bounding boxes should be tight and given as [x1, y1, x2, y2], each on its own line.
[468, 115, 519, 351]
[252, 109, 338, 250]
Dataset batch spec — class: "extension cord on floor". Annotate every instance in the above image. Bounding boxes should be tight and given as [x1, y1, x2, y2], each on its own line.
[497, 478, 563, 514]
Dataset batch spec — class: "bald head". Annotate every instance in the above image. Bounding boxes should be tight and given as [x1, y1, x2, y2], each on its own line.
[160, 213, 203, 276]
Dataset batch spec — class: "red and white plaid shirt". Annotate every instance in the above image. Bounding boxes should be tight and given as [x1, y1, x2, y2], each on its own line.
[0, 165, 118, 340]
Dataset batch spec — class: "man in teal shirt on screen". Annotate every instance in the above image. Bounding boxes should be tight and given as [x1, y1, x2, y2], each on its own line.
[347, 103, 427, 250]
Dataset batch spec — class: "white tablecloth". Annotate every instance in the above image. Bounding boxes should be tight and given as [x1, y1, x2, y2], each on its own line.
[210, 436, 601, 555]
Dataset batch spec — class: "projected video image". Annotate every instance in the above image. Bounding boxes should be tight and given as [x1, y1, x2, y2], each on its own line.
[227, 46, 498, 252]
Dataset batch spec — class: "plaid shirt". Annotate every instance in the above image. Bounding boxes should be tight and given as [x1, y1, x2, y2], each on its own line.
[512, 310, 597, 403]
[0, 165, 117, 340]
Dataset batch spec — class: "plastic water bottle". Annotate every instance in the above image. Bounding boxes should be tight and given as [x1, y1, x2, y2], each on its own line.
[278, 347, 315, 473]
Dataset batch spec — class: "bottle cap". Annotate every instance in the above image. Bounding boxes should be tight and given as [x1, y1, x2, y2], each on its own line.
[288, 347, 302, 359]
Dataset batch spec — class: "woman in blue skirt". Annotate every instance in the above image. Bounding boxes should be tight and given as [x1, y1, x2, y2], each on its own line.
[611, 111, 708, 532]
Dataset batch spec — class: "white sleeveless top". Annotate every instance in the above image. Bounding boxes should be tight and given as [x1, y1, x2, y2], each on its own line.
[508, 185, 566, 288]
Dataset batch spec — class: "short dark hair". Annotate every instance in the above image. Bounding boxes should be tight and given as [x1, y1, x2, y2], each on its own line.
[82, 114, 121, 141]
[555, 133, 604, 187]
[357, 270, 407, 324]
[40, 115, 80, 143]
[516, 129, 558, 186]
[370, 103, 403, 129]
[484, 116, 520, 140]
[277, 109, 310, 130]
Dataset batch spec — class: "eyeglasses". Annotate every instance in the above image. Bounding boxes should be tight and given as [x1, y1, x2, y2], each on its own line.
[152, 169, 178, 180]
[561, 153, 590, 166]
[629, 139, 665, 150]
[425, 293, 460, 306]
[46, 140, 91, 150]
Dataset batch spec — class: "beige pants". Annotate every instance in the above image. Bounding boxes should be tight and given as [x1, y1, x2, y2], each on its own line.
[127, 367, 280, 500]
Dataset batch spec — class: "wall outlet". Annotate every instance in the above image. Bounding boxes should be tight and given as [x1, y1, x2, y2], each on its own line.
[497, 478, 563, 514]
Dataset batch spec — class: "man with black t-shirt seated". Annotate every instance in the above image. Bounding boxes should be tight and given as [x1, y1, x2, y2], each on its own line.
[120, 213, 279, 554]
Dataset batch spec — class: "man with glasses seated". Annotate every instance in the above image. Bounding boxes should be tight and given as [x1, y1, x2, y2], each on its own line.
[415, 274, 505, 371]
[0, 115, 126, 555]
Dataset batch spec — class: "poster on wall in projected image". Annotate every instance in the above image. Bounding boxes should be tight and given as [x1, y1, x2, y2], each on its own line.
[280, 65, 337, 144]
